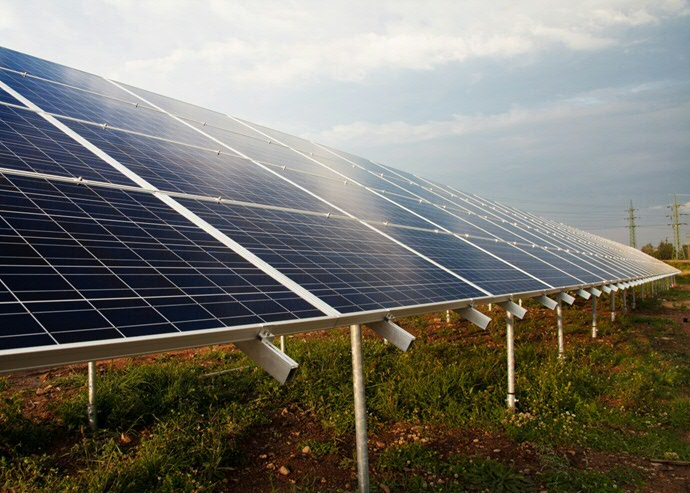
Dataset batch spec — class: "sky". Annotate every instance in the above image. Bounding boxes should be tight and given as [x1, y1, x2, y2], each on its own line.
[1, 0, 689, 248]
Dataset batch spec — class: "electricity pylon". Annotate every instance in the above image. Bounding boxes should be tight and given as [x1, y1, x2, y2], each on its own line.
[625, 200, 638, 248]
[667, 193, 688, 260]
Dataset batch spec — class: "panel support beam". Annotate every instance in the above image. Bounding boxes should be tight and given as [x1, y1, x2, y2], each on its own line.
[576, 288, 591, 300]
[350, 324, 370, 493]
[234, 331, 299, 384]
[498, 300, 527, 319]
[557, 292, 576, 306]
[610, 290, 616, 322]
[366, 320, 415, 352]
[454, 306, 492, 330]
[537, 295, 558, 310]
[87, 361, 97, 431]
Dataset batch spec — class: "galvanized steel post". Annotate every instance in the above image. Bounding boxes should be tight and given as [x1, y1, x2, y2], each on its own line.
[610, 291, 616, 322]
[592, 296, 598, 338]
[280, 335, 286, 353]
[631, 285, 636, 310]
[556, 298, 564, 359]
[87, 361, 97, 431]
[350, 324, 370, 493]
[506, 312, 516, 409]
[622, 288, 627, 314]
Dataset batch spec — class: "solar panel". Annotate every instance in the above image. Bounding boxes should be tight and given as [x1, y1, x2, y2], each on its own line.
[0, 173, 325, 350]
[0, 46, 679, 374]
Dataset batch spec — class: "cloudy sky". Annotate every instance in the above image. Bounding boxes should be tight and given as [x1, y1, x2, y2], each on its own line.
[1, 0, 689, 247]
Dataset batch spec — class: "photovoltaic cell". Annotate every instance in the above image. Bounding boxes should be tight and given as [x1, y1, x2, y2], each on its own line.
[61, 119, 337, 213]
[0, 70, 222, 151]
[382, 225, 550, 294]
[0, 174, 324, 350]
[0, 103, 137, 185]
[177, 198, 486, 312]
[1, 47, 132, 97]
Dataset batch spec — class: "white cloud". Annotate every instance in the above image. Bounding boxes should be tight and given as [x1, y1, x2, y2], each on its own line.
[0, 2, 17, 31]
[101, 0, 688, 88]
[304, 80, 690, 149]
[303, 101, 611, 147]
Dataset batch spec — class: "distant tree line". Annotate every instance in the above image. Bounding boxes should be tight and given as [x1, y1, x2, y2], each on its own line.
[640, 240, 688, 259]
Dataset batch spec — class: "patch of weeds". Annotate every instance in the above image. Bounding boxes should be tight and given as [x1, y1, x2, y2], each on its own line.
[0, 394, 52, 454]
[378, 442, 440, 473]
[463, 457, 532, 492]
[377, 446, 531, 493]
[0, 453, 65, 491]
[543, 468, 619, 492]
[440, 456, 532, 493]
[38, 403, 264, 492]
[298, 439, 338, 457]
[58, 359, 263, 431]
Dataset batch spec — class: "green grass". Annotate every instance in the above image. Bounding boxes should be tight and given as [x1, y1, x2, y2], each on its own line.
[1, 280, 689, 491]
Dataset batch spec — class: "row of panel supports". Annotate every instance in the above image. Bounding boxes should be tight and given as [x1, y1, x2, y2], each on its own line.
[82, 278, 671, 492]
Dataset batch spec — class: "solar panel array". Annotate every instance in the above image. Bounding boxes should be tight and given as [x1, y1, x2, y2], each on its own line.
[0, 47, 677, 371]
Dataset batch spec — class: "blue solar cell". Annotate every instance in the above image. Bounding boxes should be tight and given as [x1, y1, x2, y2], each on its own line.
[0, 174, 325, 351]
[60, 118, 335, 212]
[0, 86, 25, 106]
[382, 226, 550, 294]
[177, 197, 486, 312]
[0, 103, 138, 185]
[1, 47, 129, 96]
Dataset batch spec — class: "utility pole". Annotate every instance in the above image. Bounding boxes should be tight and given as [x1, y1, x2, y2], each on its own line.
[625, 200, 639, 248]
[667, 193, 688, 260]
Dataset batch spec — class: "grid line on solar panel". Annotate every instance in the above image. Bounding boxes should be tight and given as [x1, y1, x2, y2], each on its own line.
[0, 71, 233, 150]
[8, 66, 625, 281]
[6, 48, 672, 286]
[460, 196, 636, 268]
[176, 197, 488, 312]
[408, 174, 628, 268]
[223, 120, 584, 289]
[445, 191, 649, 280]
[59, 117, 338, 214]
[2, 98, 369, 215]
[0, 174, 325, 350]
[360, 170, 607, 285]
[320, 152, 659, 283]
[0, 102, 141, 185]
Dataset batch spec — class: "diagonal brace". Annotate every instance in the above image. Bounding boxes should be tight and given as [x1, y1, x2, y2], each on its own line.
[576, 288, 591, 300]
[454, 306, 492, 329]
[498, 300, 527, 319]
[235, 331, 299, 384]
[537, 295, 557, 310]
[367, 320, 415, 352]
[557, 292, 576, 305]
